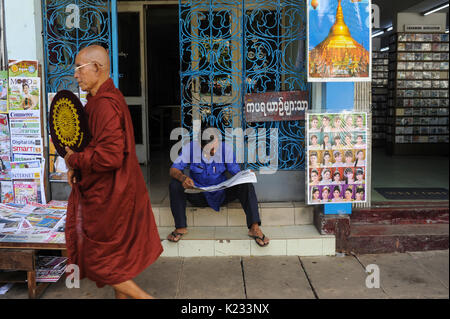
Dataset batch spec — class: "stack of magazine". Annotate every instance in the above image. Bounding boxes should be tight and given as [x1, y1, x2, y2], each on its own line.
[36, 256, 67, 283]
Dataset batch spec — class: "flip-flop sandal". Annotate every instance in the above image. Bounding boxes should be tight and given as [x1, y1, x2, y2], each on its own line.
[249, 234, 269, 247]
[168, 231, 185, 243]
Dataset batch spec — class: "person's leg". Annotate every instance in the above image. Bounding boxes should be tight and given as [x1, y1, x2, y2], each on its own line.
[226, 183, 269, 246]
[168, 179, 189, 241]
[112, 280, 154, 299]
[114, 289, 128, 299]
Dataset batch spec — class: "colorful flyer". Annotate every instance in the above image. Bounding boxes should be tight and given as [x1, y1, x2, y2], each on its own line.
[8, 60, 38, 77]
[307, 0, 371, 82]
[0, 71, 8, 113]
[306, 112, 368, 205]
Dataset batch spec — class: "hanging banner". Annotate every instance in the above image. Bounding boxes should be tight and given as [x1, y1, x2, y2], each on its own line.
[306, 112, 368, 205]
[307, 0, 372, 82]
[244, 90, 309, 123]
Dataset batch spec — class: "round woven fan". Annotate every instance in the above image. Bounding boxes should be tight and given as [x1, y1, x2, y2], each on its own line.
[49, 90, 91, 158]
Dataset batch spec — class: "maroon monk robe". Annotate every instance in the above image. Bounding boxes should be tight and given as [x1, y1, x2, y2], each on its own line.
[65, 78, 162, 288]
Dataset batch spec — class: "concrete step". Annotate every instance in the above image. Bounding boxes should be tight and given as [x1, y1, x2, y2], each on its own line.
[157, 225, 335, 257]
[152, 202, 313, 227]
[346, 224, 449, 254]
[351, 202, 449, 225]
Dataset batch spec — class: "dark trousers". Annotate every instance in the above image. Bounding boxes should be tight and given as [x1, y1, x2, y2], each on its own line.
[169, 179, 261, 229]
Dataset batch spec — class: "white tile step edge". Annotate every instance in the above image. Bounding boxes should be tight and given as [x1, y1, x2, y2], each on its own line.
[158, 225, 335, 257]
[153, 202, 314, 227]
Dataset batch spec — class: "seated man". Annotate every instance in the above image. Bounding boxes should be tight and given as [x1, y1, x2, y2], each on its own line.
[167, 127, 270, 247]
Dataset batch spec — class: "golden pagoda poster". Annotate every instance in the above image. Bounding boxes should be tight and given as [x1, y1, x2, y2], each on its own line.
[307, 0, 372, 82]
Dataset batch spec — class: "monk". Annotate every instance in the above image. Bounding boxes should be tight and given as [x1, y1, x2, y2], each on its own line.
[64, 45, 163, 299]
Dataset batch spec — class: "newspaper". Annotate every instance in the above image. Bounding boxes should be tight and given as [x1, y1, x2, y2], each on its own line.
[185, 169, 257, 194]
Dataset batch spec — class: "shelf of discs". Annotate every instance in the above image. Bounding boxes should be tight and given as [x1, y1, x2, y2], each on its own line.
[371, 51, 389, 147]
[386, 32, 449, 155]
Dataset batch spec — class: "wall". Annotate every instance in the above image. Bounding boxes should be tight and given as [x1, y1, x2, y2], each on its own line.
[4, 0, 43, 63]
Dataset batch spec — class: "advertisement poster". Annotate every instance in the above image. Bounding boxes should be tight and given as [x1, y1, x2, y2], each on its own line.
[8, 60, 38, 78]
[306, 112, 368, 205]
[0, 71, 8, 113]
[307, 0, 371, 82]
[8, 77, 41, 114]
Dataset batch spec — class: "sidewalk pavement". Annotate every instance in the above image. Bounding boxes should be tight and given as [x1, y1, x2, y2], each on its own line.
[1, 250, 448, 299]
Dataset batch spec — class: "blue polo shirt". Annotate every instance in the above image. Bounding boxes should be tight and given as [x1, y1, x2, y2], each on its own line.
[171, 141, 241, 211]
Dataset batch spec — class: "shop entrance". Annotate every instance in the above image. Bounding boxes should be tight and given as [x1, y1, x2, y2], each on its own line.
[117, 0, 309, 203]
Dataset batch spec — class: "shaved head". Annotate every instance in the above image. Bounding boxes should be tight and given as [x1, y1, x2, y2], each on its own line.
[74, 45, 111, 96]
[78, 45, 110, 74]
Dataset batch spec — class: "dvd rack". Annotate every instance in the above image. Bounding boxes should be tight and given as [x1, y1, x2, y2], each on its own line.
[372, 51, 389, 147]
[386, 32, 449, 155]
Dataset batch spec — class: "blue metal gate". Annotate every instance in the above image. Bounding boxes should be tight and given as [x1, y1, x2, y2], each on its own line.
[179, 0, 309, 170]
[41, 0, 119, 93]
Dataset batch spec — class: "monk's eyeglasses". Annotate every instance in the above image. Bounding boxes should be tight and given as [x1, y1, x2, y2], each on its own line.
[73, 61, 103, 73]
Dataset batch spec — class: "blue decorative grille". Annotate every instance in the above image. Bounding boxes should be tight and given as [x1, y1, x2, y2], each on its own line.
[42, 0, 117, 93]
[179, 0, 309, 170]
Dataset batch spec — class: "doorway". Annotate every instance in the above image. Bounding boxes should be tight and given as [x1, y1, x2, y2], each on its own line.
[146, 5, 181, 151]
[117, 4, 148, 164]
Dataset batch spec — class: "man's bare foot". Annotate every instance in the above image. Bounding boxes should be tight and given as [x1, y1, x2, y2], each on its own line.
[248, 224, 269, 247]
[167, 228, 188, 242]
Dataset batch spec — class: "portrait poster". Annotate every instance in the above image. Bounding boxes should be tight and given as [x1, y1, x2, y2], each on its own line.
[306, 112, 368, 205]
[307, 0, 372, 82]
[0, 71, 8, 113]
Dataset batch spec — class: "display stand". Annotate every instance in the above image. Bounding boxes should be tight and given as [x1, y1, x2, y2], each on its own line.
[386, 32, 449, 155]
[0, 63, 66, 299]
[371, 51, 389, 147]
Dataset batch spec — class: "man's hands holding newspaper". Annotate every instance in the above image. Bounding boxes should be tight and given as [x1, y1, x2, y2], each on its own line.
[182, 176, 195, 189]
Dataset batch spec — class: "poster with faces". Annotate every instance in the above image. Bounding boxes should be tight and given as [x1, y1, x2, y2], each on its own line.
[306, 112, 368, 205]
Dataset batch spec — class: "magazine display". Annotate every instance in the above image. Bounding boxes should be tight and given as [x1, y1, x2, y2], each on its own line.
[0, 60, 46, 205]
[0, 200, 67, 243]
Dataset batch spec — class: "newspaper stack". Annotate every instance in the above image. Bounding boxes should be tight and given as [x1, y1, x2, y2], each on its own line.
[0, 200, 67, 243]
